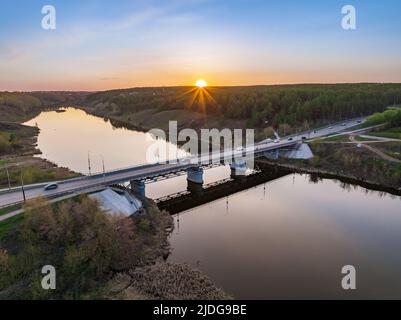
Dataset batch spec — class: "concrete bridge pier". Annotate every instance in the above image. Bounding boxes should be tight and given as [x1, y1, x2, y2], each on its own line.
[230, 160, 247, 178]
[130, 180, 145, 197]
[187, 167, 204, 185]
[187, 181, 204, 196]
[187, 167, 204, 197]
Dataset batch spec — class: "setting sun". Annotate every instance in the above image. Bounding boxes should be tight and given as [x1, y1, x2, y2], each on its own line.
[196, 79, 208, 88]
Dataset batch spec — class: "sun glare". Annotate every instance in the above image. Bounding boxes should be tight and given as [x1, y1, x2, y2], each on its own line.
[196, 79, 208, 88]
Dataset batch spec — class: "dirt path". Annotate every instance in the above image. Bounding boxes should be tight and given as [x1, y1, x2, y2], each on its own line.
[359, 134, 401, 142]
[349, 135, 401, 164]
[0, 208, 24, 222]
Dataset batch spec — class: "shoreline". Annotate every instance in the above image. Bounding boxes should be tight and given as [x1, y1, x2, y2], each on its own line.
[258, 159, 401, 196]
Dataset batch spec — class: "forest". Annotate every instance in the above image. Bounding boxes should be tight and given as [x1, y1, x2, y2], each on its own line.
[2, 84, 401, 130]
[2, 84, 401, 134]
[84, 84, 401, 129]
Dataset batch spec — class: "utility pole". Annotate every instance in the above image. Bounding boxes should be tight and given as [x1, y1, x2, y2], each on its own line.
[88, 152, 92, 176]
[20, 171, 26, 203]
[6, 168, 11, 191]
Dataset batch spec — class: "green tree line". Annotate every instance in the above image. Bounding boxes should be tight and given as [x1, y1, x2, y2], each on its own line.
[84, 84, 401, 128]
[364, 108, 401, 128]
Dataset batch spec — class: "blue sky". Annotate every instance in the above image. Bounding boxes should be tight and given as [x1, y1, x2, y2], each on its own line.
[0, 0, 400, 90]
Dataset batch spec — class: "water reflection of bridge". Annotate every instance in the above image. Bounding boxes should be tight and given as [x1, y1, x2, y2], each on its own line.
[155, 162, 291, 215]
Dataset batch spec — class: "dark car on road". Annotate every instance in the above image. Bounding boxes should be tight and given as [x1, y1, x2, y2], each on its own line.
[44, 183, 59, 191]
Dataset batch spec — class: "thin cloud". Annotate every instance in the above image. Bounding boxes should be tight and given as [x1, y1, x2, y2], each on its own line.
[157, 13, 200, 25]
[107, 8, 164, 31]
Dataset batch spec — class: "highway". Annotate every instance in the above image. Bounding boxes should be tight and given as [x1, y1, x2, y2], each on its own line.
[0, 117, 365, 208]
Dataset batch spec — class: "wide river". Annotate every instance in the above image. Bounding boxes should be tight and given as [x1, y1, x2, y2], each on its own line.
[25, 108, 401, 299]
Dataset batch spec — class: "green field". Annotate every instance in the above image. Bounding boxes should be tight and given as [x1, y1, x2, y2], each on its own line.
[372, 127, 401, 140]
[0, 214, 24, 239]
[312, 134, 350, 143]
[353, 135, 378, 142]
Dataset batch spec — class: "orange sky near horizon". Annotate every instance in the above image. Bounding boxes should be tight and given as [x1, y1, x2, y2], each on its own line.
[5, 68, 401, 92]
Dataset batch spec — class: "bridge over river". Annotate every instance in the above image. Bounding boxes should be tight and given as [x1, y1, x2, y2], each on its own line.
[0, 117, 365, 209]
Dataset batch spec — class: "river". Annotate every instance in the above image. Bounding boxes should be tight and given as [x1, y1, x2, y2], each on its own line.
[25, 107, 401, 299]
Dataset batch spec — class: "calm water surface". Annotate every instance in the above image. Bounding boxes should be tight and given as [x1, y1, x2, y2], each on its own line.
[24, 108, 188, 175]
[26, 108, 401, 299]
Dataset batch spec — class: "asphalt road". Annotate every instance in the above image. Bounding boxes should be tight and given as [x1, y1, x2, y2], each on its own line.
[0, 117, 366, 208]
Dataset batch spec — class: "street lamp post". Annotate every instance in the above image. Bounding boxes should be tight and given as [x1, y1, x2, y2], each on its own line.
[101, 155, 106, 181]
[88, 152, 92, 176]
[6, 168, 11, 191]
[20, 171, 26, 203]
